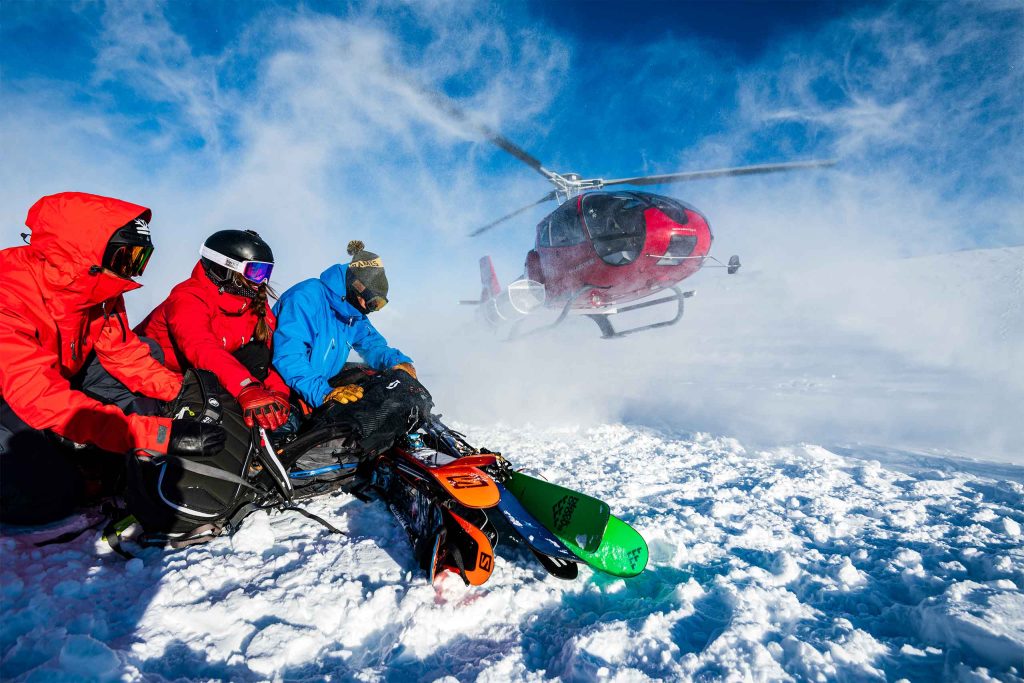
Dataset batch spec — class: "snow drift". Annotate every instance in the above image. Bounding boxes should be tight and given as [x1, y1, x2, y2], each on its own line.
[2, 424, 1021, 681]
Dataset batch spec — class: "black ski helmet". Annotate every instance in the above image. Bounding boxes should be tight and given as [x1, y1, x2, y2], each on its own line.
[199, 229, 274, 298]
[102, 213, 155, 279]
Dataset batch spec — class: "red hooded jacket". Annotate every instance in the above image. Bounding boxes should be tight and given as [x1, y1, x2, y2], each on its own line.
[0, 192, 183, 454]
[135, 262, 289, 398]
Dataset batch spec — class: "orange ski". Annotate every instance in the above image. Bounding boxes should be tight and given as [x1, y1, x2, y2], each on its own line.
[445, 454, 497, 469]
[393, 449, 499, 509]
[439, 509, 495, 586]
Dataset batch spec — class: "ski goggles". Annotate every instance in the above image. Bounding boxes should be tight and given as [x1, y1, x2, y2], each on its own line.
[104, 244, 154, 279]
[350, 280, 388, 312]
[363, 293, 388, 312]
[200, 245, 274, 284]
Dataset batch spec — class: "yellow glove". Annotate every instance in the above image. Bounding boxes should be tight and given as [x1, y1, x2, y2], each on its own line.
[392, 363, 417, 379]
[325, 384, 364, 405]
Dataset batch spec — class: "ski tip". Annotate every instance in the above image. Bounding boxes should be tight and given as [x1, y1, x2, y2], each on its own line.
[434, 465, 500, 509]
[441, 510, 495, 586]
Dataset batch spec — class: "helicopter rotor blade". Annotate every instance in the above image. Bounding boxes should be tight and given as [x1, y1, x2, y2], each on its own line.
[470, 191, 559, 237]
[409, 83, 553, 181]
[601, 159, 838, 188]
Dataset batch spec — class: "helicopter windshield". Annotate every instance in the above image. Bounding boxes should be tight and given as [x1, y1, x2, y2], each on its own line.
[538, 201, 585, 247]
[582, 193, 646, 266]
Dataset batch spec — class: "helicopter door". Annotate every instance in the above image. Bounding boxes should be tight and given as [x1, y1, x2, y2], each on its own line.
[581, 193, 646, 266]
[536, 199, 589, 297]
[525, 249, 543, 282]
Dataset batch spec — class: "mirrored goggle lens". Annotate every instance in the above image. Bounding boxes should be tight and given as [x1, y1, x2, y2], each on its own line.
[365, 295, 388, 312]
[242, 261, 273, 284]
[109, 245, 154, 278]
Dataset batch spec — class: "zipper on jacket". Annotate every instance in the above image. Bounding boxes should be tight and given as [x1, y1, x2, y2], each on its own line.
[323, 339, 336, 363]
[72, 316, 88, 362]
[115, 311, 128, 342]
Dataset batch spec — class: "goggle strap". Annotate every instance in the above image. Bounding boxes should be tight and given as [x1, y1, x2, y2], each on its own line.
[200, 245, 245, 274]
[200, 246, 272, 280]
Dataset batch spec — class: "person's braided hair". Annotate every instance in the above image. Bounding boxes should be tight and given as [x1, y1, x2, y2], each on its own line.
[253, 283, 272, 343]
[227, 272, 276, 343]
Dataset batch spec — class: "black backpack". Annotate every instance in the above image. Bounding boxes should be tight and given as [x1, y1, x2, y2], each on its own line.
[124, 369, 289, 546]
[123, 367, 430, 547]
[279, 366, 433, 473]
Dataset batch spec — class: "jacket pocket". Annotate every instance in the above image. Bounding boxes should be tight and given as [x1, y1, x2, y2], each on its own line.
[322, 338, 336, 364]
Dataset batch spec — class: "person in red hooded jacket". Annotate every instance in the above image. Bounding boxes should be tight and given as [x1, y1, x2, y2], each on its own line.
[136, 229, 291, 433]
[0, 192, 226, 525]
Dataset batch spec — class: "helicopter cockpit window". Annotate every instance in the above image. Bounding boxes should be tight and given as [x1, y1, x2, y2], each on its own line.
[645, 194, 688, 225]
[537, 219, 553, 247]
[538, 203, 585, 248]
[582, 193, 646, 266]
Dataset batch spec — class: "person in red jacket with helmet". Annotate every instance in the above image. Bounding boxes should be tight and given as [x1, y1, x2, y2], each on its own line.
[0, 192, 226, 525]
[136, 229, 291, 432]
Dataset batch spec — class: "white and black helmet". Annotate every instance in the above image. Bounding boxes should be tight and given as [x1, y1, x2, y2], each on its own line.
[199, 229, 275, 298]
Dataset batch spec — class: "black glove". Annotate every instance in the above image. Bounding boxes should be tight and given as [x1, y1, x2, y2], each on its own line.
[168, 420, 227, 457]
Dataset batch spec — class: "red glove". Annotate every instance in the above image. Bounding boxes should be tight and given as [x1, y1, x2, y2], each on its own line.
[237, 384, 291, 431]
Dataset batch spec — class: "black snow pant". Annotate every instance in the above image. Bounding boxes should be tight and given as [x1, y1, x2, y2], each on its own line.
[0, 338, 165, 526]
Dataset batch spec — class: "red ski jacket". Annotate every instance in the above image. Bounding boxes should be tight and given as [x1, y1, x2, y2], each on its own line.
[135, 262, 289, 398]
[0, 192, 183, 455]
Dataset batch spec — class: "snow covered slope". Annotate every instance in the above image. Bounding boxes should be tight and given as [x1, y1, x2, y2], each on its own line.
[2, 424, 1022, 681]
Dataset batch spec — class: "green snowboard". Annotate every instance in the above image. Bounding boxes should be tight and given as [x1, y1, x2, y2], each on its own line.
[505, 471, 649, 577]
[565, 514, 649, 578]
[506, 471, 610, 552]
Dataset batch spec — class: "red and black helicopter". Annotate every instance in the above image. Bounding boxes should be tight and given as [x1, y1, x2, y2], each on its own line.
[432, 90, 836, 338]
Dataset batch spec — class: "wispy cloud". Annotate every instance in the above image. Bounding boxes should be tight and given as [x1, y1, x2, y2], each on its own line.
[93, 0, 231, 153]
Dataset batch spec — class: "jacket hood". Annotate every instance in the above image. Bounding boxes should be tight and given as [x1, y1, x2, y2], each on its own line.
[26, 192, 152, 277]
[320, 264, 361, 318]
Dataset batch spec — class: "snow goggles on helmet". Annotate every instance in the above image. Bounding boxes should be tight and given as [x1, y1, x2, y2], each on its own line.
[102, 217, 154, 279]
[199, 245, 274, 284]
[104, 244, 154, 278]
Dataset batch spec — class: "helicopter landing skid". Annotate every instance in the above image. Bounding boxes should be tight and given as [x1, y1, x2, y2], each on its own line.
[505, 286, 590, 340]
[506, 286, 693, 340]
[583, 286, 693, 339]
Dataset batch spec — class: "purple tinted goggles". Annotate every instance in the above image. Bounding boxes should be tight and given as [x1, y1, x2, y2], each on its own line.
[242, 261, 274, 284]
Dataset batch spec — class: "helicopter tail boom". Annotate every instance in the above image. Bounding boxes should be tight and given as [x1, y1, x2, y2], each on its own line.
[480, 256, 501, 301]
[458, 255, 501, 305]
[460, 256, 546, 325]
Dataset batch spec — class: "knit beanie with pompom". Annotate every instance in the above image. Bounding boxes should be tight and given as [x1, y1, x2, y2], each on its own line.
[344, 240, 388, 309]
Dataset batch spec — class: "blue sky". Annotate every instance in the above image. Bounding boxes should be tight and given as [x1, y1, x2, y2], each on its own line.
[1, 0, 1021, 316]
[2, 0, 884, 174]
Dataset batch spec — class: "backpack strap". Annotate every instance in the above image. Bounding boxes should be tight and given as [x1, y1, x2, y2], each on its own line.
[446, 543, 471, 586]
[102, 514, 138, 559]
[162, 455, 261, 491]
[33, 517, 106, 548]
[279, 505, 346, 535]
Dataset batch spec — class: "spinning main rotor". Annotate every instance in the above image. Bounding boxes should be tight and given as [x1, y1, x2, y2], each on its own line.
[412, 80, 836, 236]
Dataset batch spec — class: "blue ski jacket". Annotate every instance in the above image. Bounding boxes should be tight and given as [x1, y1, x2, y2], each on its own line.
[272, 264, 412, 406]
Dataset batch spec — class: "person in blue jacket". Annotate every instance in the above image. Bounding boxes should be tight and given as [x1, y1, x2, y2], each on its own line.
[272, 240, 414, 408]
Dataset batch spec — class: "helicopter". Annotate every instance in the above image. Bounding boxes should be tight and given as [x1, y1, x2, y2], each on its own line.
[422, 84, 836, 338]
